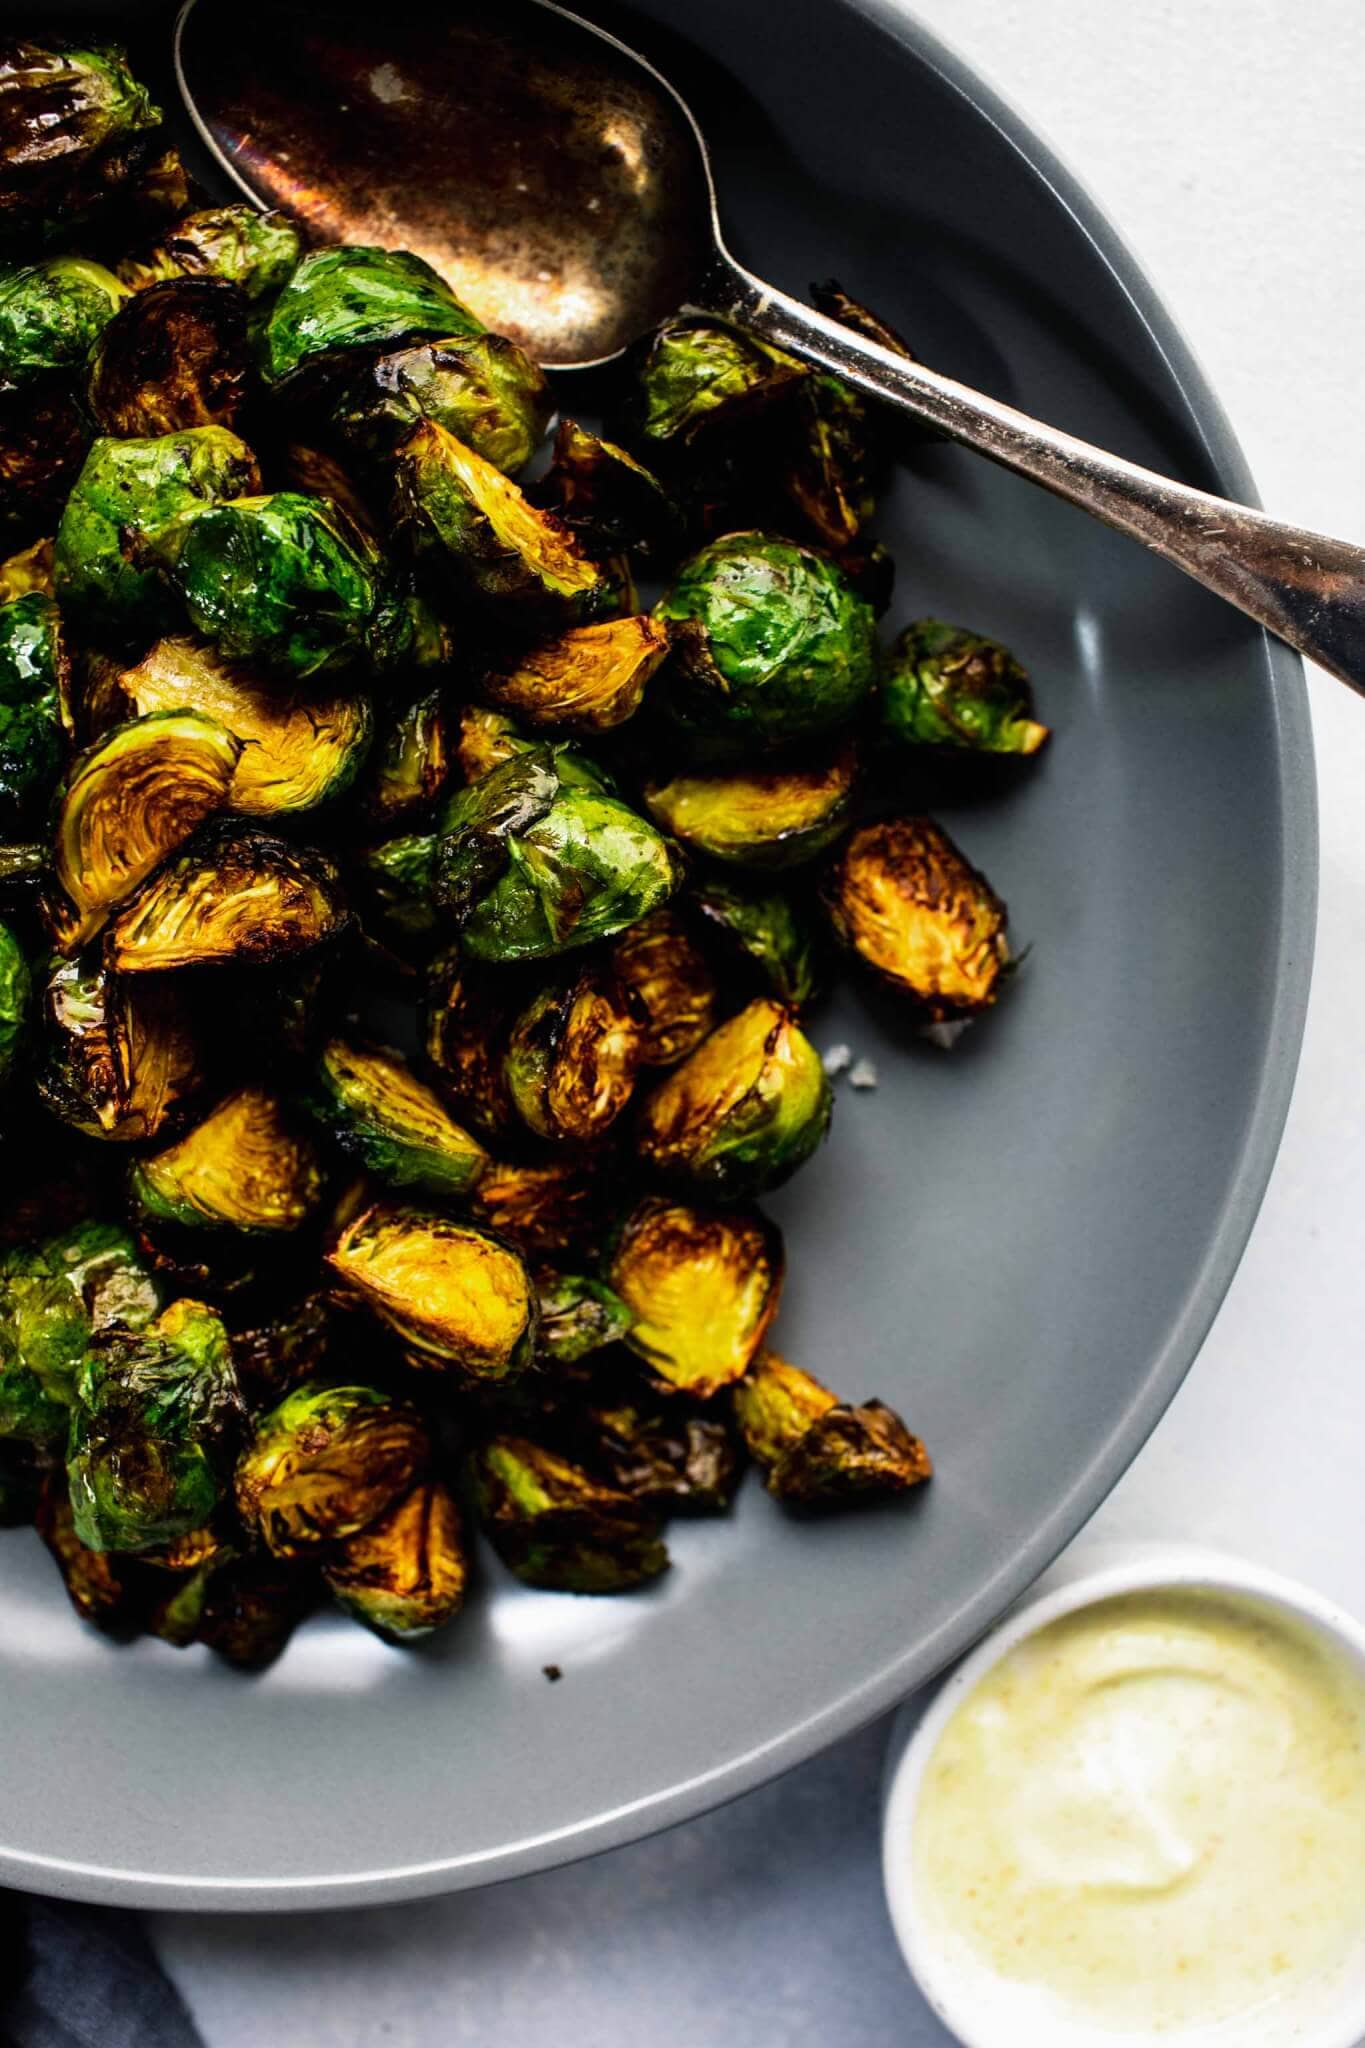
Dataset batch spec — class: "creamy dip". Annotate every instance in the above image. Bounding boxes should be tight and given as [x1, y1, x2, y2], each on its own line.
[911, 1589, 1365, 2038]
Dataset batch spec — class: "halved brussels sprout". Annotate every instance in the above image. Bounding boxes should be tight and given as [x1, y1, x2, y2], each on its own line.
[117, 205, 302, 302]
[608, 1195, 783, 1398]
[36, 1482, 145, 1630]
[0, 41, 162, 247]
[235, 1380, 430, 1557]
[353, 831, 439, 950]
[130, 1086, 325, 1235]
[637, 999, 831, 1200]
[0, 256, 127, 389]
[230, 1288, 335, 1406]
[609, 909, 718, 1069]
[535, 1270, 634, 1368]
[53, 426, 259, 638]
[67, 1296, 242, 1552]
[624, 317, 803, 451]
[533, 419, 677, 558]
[88, 276, 252, 439]
[471, 1434, 668, 1593]
[392, 421, 611, 626]
[261, 244, 481, 391]
[821, 815, 1011, 1020]
[0, 382, 88, 551]
[732, 1349, 932, 1508]
[689, 875, 821, 1009]
[307, 1037, 487, 1197]
[108, 822, 349, 972]
[643, 738, 856, 871]
[454, 703, 527, 785]
[0, 590, 66, 828]
[780, 370, 877, 556]
[435, 747, 680, 963]
[0, 534, 53, 600]
[54, 712, 240, 936]
[0, 914, 27, 1084]
[328, 1200, 536, 1380]
[322, 1478, 467, 1644]
[656, 533, 876, 754]
[578, 1397, 742, 1515]
[331, 330, 550, 476]
[880, 618, 1049, 755]
[36, 951, 199, 1141]
[467, 1157, 604, 1261]
[150, 492, 411, 682]
[504, 966, 645, 1145]
[119, 636, 372, 815]
[360, 687, 448, 827]
[481, 615, 669, 735]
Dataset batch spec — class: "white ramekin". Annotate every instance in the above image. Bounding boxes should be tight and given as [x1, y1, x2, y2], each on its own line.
[881, 1541, 1365, 2048]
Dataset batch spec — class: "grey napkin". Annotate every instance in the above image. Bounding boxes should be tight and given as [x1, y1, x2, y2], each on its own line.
[0, 1899, 203, 2048]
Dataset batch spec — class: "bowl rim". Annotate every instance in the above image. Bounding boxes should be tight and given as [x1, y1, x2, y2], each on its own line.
[881, 1545, 1365, 2048]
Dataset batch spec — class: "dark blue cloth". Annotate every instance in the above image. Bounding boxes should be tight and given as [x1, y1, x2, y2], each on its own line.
[0, 1899, 202, 2048]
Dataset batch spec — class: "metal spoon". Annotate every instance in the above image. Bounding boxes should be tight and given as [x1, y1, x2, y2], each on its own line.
[175, 0, 1365, 692]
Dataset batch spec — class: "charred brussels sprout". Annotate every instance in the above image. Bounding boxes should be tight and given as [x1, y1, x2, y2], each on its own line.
[322, 1478, 467, 1643]
[150, 492, 411, 682]
[328, 1201, 537, 1380]
[54, 712, 240, 938]
[732, 1349, 931, 1508]
[87, 277, 251, 437]
[0, 256, 126, 388]
[454, 703, 532, 785]
[359, 686, 448, 827]
[578, 1397, 742, 1515]
[0, 1219, 158, 1446]
[307, 1038, 487, 1197]
[392, 422, 611, 626]
[0, 590, 65, 828]
[66, 1296, 242, 1552]
[230, 1289, 335, 1406]
[504, 966, 645, 1145]
[261, 244, 481, 391]
[36, 951, 199, 1141]
[118, 636, 372, 815]
[781, 371, 877, 555]
[467, 1157, 603, 1261]
[235, 1381, 429, 1557]
[0, 41, 162, 247]
[880, 618, 1049, 755]
[108, 823, 349, 972]
[610, 909, 718, 1068]
[534, 419, 677, 558]
[689, 875, 821, 1009]
[644, 739, 856, 871]
[130, 1086, 325, 1235]
[822, 816, 1010, 1021]
[472, 1435, 668, 1593]
[625, 317, 803, 451]
[118, 205, 302, 302]
[535, 1270, 633, 1368]
[332, 330, 550, 476]
[0, 914, 27, 1083]
[608, 1195, 782, 1398]
[195, 1552, 318, 1669]
[481, 615, 669, 735]
[36, 1482, 145, 1630]
[636, 998, 830, 1199]
[656, 533, 876, 753]
[0, 382, 88, 550]
[53, 426, 259, 638]
[435, 747, 680, 963]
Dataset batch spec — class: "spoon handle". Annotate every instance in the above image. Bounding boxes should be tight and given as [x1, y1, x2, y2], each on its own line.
[712, 261, 1365, 694]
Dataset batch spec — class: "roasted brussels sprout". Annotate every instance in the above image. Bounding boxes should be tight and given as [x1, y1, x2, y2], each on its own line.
[609, 909, 718, 1069]
[195, 1550, 318, 1669]
[644, 738, 856, 871]
[504, 966, 645, 1145]
[732, 1349, 931, 1508]
[353, 830, 439, 950]
[481, 615, 669, 735]
[130, 1086, 325, 1235]
[53, 426, 259, 638]
[0, 380, 88, 550]
[36, 951, 199, 1141]
[625, 317, 803, 451]
[392, 421, 611, 626]
[578, 1396, 742, 1515]
[534, 1269, 634, 1368]
[435, 747, 680, 963]
[780, 370, 877, 556]
[36, 1481, 145, 1630]
[322, 1478, 466, 1643]
[66, 1296, 242, 1552]
[689, 874, 821, 1009]
[467, 1157, 604, 1261]
[230, 1287, 335, 1405]
[108, 822, 349, 972]
[656, 533, 876, 753]
[0, 41, 162, 247]
[359, 686, 448, 827]
[636, 999, 831, 1200]
[328, 1199, 536, 1380]
[1, 1218, 159, 1418]
[261, 244, 481, 392]
[87, 277, 251, 438]
[608, 1195, 783, 1398]
[472, 1435, 668, 1593]
[452, 703, 530, 784]
[235, 1380, 429, 1557]
[821, 816, 1011, 1021]
[117, 636, 372, 815]
[0, 914, 27, 1084]
[0, 256, 126, 389]
[307, 1038, 487, 1197]
[117, 205, 302, 302]
[533, 419, 677, 558]
[0, 589, 65, 827]
[0, 533, 53, 600]
[54, 712, 240, 938]
[331, 330, 550, 476]
[880, 619, 1049, 756]
[150, 492, 411, 682]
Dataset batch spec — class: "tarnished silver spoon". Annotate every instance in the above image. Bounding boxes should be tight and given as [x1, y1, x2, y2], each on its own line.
[175, 0, 1365, 691]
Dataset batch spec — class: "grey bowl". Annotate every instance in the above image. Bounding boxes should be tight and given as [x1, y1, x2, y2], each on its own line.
[0, 0, 1314, 1909]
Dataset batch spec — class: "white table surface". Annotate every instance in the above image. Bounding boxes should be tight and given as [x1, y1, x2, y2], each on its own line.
[151, 1, 1365, 2038]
